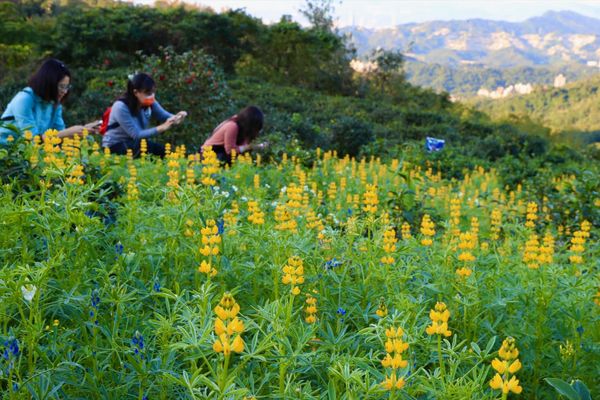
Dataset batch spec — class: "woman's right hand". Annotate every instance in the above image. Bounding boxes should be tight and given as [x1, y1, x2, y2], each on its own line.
[157, 119, 175, 134]
[254, 141, 269, 150]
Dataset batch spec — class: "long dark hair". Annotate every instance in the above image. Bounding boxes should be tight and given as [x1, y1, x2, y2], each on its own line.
[28, 58, 71, 104]
[120, 73, 155, 115]
[234, 106, 263, 145]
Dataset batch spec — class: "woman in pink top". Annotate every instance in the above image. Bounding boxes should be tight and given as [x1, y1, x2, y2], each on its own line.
[202, 106, 266, 163]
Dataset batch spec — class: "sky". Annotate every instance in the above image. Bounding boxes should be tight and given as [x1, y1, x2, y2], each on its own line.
[162, 0, 600, 28]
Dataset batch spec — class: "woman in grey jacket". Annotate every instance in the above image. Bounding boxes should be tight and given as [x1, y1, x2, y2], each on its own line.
[102, 73, 187, 157]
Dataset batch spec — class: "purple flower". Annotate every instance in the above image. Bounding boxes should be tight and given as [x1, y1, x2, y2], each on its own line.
[91, 289, 100, 308]
[324, 258, 342, 271]
[90, 289, 100, 325]
[131, 331, 145, 357]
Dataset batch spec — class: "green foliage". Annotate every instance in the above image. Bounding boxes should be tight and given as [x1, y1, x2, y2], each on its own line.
[471, 74, 600, 141]
[329, 116, 373, 157]
[545, 378, 592, 400]
[236, 16, 355, 94]
[0, 128, 33, 184]
[366, 48, 405, 97]
[49, 4, 253, 73]
[405, 61, 597, 96]
[0, 131, 598, 398]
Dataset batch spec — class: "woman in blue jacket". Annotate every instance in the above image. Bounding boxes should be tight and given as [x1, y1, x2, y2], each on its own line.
[102, 73, 187, 157]
[0, 59, 100, 144]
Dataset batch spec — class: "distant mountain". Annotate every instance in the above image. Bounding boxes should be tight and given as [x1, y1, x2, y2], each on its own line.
[403, 61, 598, 96]
[469, 73, 600, 139]
[342, 11, 600, 68]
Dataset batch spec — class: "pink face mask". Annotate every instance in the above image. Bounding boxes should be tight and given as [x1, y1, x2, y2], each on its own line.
[141, 94, 155, 107]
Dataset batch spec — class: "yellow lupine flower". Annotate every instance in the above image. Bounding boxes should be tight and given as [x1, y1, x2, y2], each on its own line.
[213, 293, 244, 356]
[376, 298, 388, 318]
[282, 256, 304, 295]
[420, 214, 435, 246]
[363, 184, 379, 214]
[425, 302, 451, 337]
[525, 202, 537, 228]
[401, 222, 412, 240]
[490, 337, 523, 395]
[304, 292, 318, 324]
[380, 228, 397, 265]
[201, 146, 220, 186]
[380, 325, 409, 391]
[382, 374, 405, 390]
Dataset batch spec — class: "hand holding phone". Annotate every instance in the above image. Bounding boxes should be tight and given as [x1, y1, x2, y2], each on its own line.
[85, 120, 102, 129]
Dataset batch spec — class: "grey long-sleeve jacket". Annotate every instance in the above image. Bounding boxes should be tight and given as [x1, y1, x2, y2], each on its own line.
[101, 99, 173, 147]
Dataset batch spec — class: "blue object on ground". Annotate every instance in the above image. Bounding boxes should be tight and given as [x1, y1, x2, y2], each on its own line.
[426, 137, 445, 152]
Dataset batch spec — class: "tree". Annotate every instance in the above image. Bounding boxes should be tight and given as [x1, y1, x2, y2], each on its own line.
[368, 48, 405, 97]
[299, 0, 338, 32]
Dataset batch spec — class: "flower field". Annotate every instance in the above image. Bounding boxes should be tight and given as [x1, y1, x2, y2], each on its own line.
[0, 131, 598, 399]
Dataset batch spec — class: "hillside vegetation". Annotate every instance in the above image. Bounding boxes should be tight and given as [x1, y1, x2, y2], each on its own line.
[471, 73, 600, 143]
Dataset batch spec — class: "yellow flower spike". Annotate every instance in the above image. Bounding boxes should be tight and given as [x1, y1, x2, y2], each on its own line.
[304, 293, 318, 324]
[380, 325, 409, 390]
[420, 214, 435, 246]
[213, 293, 244, 357]
[426, 302, 452, 337]
[375, 304, 390, 316]
[525, 202, 538, 228]
[490, 337, 523, 396]
[282, 256, 304, 295]
[362, 184, 379, 214]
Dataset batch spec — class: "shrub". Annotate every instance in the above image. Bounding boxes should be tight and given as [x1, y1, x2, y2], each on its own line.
[329, 116, 373, 157]
[138, 46, 232, 149]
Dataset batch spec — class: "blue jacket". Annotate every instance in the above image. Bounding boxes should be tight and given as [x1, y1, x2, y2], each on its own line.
[101, 99, 173, 147]
[0, 87, 65, 144]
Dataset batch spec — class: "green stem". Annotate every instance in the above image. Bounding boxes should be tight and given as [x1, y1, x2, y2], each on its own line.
[279, 295, 294, 395]
[218, 354, 230, 396]
[437, 334, 445, 380]
[279, 357, 287, 396]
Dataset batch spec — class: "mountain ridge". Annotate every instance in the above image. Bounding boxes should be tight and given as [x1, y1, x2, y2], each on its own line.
[341, 10, 600, 68]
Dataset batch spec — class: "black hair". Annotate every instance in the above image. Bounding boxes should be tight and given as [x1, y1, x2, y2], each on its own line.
[234, 106, 263, 145]
[120, 73, 156, 115]
[28, 58, 71, 104]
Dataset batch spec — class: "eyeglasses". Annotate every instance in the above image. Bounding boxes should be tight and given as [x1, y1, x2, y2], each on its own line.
[58, 84, 72, 92]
